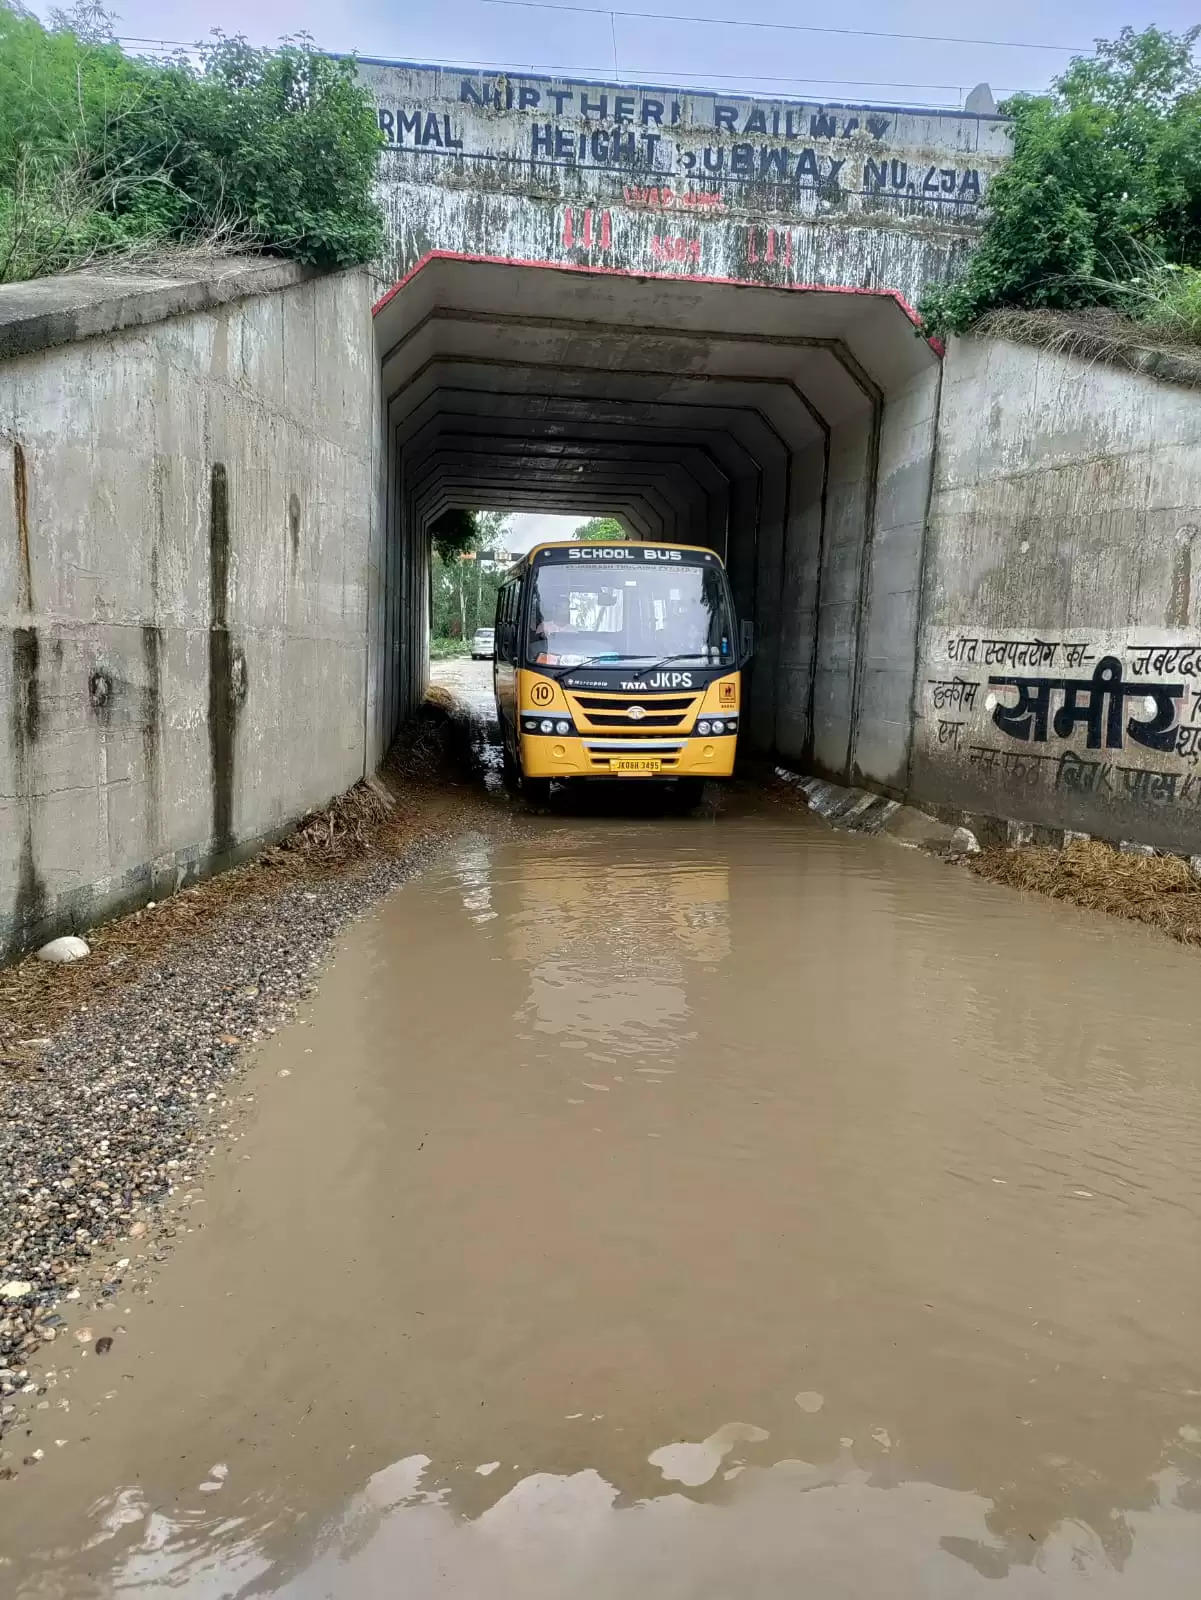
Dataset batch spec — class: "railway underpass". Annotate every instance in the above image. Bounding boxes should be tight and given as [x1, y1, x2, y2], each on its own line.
[372, 254, 942, 792]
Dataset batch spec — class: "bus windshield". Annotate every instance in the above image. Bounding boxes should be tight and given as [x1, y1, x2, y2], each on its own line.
[526, 561, 736, 669]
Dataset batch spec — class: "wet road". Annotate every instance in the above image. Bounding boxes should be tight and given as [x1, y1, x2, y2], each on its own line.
[6, 778, 1201, 1593]
[430, 653, 497, 719]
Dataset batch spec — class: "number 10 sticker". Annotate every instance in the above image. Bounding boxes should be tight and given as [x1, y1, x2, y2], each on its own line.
[531, 681, 554, 706]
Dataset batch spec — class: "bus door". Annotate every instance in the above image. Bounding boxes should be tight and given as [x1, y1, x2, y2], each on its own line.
[493, 577, 520, 733]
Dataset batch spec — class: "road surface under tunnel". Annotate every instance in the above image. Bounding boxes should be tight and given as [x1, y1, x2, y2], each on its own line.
[5, 704, 1201, 1597]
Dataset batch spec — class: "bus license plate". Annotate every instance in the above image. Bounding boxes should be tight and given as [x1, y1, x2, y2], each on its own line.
[612, 757, 662, 774]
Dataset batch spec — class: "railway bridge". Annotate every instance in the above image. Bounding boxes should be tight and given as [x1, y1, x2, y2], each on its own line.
[362, 60, 1010, 775]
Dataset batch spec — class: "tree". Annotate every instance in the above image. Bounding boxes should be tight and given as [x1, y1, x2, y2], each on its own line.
[428, 510, 512, 643]
[101, 33, 385, 268]
[0, 9, 385, 281]
[573, 516, 625, 541]
[920, 26, 1201, 338]
[473, 509, 511, 554]
[429, 509, 478, 564]
[46, 2, 116, 43]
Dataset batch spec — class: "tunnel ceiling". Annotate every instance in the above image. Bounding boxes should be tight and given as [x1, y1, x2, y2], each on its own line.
[375, 258, 939, 546]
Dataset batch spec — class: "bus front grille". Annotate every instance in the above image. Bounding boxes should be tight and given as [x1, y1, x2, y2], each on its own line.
[581, 712, 686, 728]
[572, 695, 696, 712]
[567, 692, 700, 732]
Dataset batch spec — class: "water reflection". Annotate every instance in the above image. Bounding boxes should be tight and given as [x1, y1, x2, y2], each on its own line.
[507, 846, 730, 1064]
[68, 1444, 1201, 1598]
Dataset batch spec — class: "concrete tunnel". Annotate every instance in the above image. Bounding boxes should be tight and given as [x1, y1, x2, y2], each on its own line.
[371, 254, 943, 793]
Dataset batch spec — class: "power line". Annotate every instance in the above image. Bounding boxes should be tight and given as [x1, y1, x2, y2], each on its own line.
[360, 56, 1014, 97]
[112, 38, 1042, 109]
[113, 39, 1035, 108]
[477, 0, 1086, 55]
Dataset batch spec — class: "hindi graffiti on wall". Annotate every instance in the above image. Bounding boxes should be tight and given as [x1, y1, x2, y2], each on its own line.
[925, 631, 1201, 818]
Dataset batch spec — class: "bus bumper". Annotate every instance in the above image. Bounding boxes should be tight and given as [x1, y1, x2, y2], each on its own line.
[518, 733, 737, 780]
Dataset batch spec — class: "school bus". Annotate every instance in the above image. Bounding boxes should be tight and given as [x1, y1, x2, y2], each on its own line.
[492, 541, 747, 805]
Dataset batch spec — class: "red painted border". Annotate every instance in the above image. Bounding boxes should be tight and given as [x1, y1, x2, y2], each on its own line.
[372, 249, 943, 355]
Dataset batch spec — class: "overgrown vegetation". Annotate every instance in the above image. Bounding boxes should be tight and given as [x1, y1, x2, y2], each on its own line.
[0, 1, 383, 283]
[921, 26, 1201, 343]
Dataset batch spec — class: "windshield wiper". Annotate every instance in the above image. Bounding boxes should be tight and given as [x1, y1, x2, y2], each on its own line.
[624, 653, 718, 679]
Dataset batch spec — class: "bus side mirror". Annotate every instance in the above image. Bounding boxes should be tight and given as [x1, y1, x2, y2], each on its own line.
[739, 619, 755, 665]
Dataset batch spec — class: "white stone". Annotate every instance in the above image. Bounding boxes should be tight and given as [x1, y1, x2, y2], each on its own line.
[35, 936, 90, 964]
[947, 826, 980, 856]
[0, 1281, 32, 1299]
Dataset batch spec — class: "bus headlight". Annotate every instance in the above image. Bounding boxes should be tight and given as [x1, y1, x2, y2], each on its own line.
[697, 719, 711, 736]
[711, 719, 725, 734]
[539, 718, 554, 734]
[555, 720, 571, 736]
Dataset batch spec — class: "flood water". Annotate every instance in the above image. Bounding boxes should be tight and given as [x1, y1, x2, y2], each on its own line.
[6, 795, 1201, 1596]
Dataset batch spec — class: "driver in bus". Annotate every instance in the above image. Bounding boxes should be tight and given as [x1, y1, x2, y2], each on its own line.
[530, 594, 571, 664]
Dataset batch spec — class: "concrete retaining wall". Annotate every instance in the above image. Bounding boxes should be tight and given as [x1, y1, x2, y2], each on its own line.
[912, 331, 1201, 852]
[1, 263, 379, 957]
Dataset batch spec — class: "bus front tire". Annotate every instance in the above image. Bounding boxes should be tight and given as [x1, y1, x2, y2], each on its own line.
[501, 734, 520, 792]
[674, 778, 706, 810]
[520, 775, 552, 808]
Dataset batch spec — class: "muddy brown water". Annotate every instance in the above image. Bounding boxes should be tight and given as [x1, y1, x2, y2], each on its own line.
[5, 796, 1201, 1596]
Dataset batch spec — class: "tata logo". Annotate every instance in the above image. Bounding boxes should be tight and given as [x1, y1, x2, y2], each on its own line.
[627, 705, 647, 720]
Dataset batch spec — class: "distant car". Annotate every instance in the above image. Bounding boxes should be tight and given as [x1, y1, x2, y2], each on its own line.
[471, 627, 495, 660]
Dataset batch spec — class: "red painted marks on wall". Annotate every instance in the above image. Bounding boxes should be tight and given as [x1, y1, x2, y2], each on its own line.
[623, 186, 724, 212]
[562, 207, 612, 250]
[651, 234, 701, 265]
[561, 205, 701, 273]
[745, 226, 794, 268]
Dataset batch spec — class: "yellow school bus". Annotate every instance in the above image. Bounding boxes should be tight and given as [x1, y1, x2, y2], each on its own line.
[492, 541, 746, 805]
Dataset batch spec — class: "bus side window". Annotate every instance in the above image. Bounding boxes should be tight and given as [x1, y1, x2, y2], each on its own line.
[514, 579, 525, 663]
[497, 580, 519, 662]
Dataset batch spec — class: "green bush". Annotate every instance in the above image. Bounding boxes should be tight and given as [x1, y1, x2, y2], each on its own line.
[0, 4, 383, 282]
[921, 26, 1201, 339]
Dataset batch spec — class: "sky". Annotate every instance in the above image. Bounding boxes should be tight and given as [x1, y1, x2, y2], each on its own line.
[47, 0, 1200, 550]
[44, 0, 1201, 108]
[494, 511, 582, 554]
